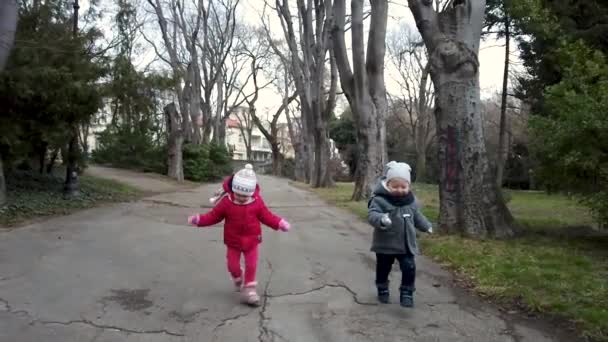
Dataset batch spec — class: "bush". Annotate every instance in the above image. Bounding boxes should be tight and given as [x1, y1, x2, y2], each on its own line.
[91, 127, 166, 174]
[183, 143, 233, 182]
[530, 43, 608, 228]
[279, 158, 295, 179]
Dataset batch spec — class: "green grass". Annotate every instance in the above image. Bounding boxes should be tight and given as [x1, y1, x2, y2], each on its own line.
[0, 170, 142, 227]
[300, 181, 608, 342]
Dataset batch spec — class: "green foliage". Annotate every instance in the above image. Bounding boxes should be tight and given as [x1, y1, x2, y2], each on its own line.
[506, 0, 607, 113]
[91, 126, 166, 174]
[329, 109, 357, 176]
[0, 170, 140, 227]
[280, 158, 296, 179]
[530, 43, 608, 227]
[183, 143, 233, 182]
[0, 0, 106, 172]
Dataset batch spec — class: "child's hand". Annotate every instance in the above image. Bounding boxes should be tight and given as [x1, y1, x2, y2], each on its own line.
[278, 219, 291, 232]
[188, 215, 199, 226]
[381, 214, 392, 228]
[427, 226, 433, 234]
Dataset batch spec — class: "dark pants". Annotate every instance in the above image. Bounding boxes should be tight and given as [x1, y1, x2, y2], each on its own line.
[375, 253, 416, 291]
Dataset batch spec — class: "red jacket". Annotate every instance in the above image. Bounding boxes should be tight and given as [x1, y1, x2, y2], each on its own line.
[196, 176, 282, 251]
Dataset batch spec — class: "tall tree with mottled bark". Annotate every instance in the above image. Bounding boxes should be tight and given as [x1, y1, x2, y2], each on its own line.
[408, 0, 518, 238]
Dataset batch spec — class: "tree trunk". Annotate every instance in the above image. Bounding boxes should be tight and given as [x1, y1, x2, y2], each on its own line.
[47, 148, 59, 174]
[271, 142, 282, 176]
[61, 145, 68, 166]
[165, 103, 184, 182]
[63, 129, 80, 197]
[246, 144, 252, 161]
[38, 142, 47, 174]
[293, 142, 307, 181]
[367, 0, 389, 171]
[312, 48, 338, 188]
[191, 64, 204, 145]
[213, 71, 225, 145]
[285, 104, 307, 182]
[0, 0, 17, 71]
[214, 116, 227, 145]
[350, 99, 381, 200]
[0, 0, 17, 207]
[313, 126, 334, 187]
[303, 128, 314, 184]
[332, 0, 387, 200]
[496, 17, 510, 189]
[0, 154, 6, 207]
[408, 0, 517, 238]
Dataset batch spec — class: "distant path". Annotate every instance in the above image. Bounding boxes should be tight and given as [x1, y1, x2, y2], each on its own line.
[86, 165, 197, 194]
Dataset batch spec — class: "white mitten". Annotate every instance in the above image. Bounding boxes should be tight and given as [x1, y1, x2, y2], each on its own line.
[380, 214, 392, 228]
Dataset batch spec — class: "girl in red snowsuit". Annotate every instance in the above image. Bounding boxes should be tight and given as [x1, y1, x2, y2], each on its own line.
[188, 164, 290, 306]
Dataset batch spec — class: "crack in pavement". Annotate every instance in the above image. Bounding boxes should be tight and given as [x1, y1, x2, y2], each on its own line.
[266, 283, 377, 306]
[258, 259, 274, 342]
[0, 297, 33, 319]
[212, 311, 256, 334]
[38, 319, 184, 337]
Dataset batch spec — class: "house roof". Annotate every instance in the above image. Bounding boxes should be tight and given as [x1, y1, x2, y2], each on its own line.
[226, 118, 240, 128]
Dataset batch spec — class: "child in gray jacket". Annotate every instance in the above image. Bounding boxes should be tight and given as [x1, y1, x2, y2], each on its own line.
[367, 162, 433, 307]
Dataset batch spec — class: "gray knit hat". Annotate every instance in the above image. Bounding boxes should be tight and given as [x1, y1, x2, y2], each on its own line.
[383, 161, 398, 176]
[386, 162, 412, 183]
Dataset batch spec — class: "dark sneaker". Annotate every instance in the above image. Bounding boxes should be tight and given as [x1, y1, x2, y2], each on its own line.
[377, 283, 390, 304]
[400, 287, 414, 308]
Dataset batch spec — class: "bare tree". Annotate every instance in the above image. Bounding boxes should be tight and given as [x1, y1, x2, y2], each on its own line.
[226, 27, 275, 161]
[198, 0, 239, 143]
[0, 0, 18, 206]
[408, 0, 517, 238]
[251, 91, 298, 175]
[259, 32, 308, 181]
[213, 28, 252, 144]
[145, 0, 200, 140]
[145, 0, 197, 178]
[258, 56, 299, 175]
[387, 24, 435, 182]
[270, 0, 337, 187]
[332, 0, 388, 200]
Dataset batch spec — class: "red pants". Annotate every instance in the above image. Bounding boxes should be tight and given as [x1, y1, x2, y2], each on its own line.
[226, 245, 259, 285]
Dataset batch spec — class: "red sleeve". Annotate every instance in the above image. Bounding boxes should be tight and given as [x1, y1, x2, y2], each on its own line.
[196, 198, 227, 227]
[256, 197, 282, 230]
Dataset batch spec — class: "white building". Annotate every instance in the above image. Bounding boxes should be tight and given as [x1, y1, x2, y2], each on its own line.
[224, 109, 295, 161]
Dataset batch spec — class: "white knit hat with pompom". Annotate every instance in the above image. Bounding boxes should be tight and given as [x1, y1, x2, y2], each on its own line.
[231, 164, 257, 196]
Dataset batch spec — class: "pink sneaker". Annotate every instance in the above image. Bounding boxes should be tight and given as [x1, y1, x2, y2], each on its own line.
[241, 283, 260, 307]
